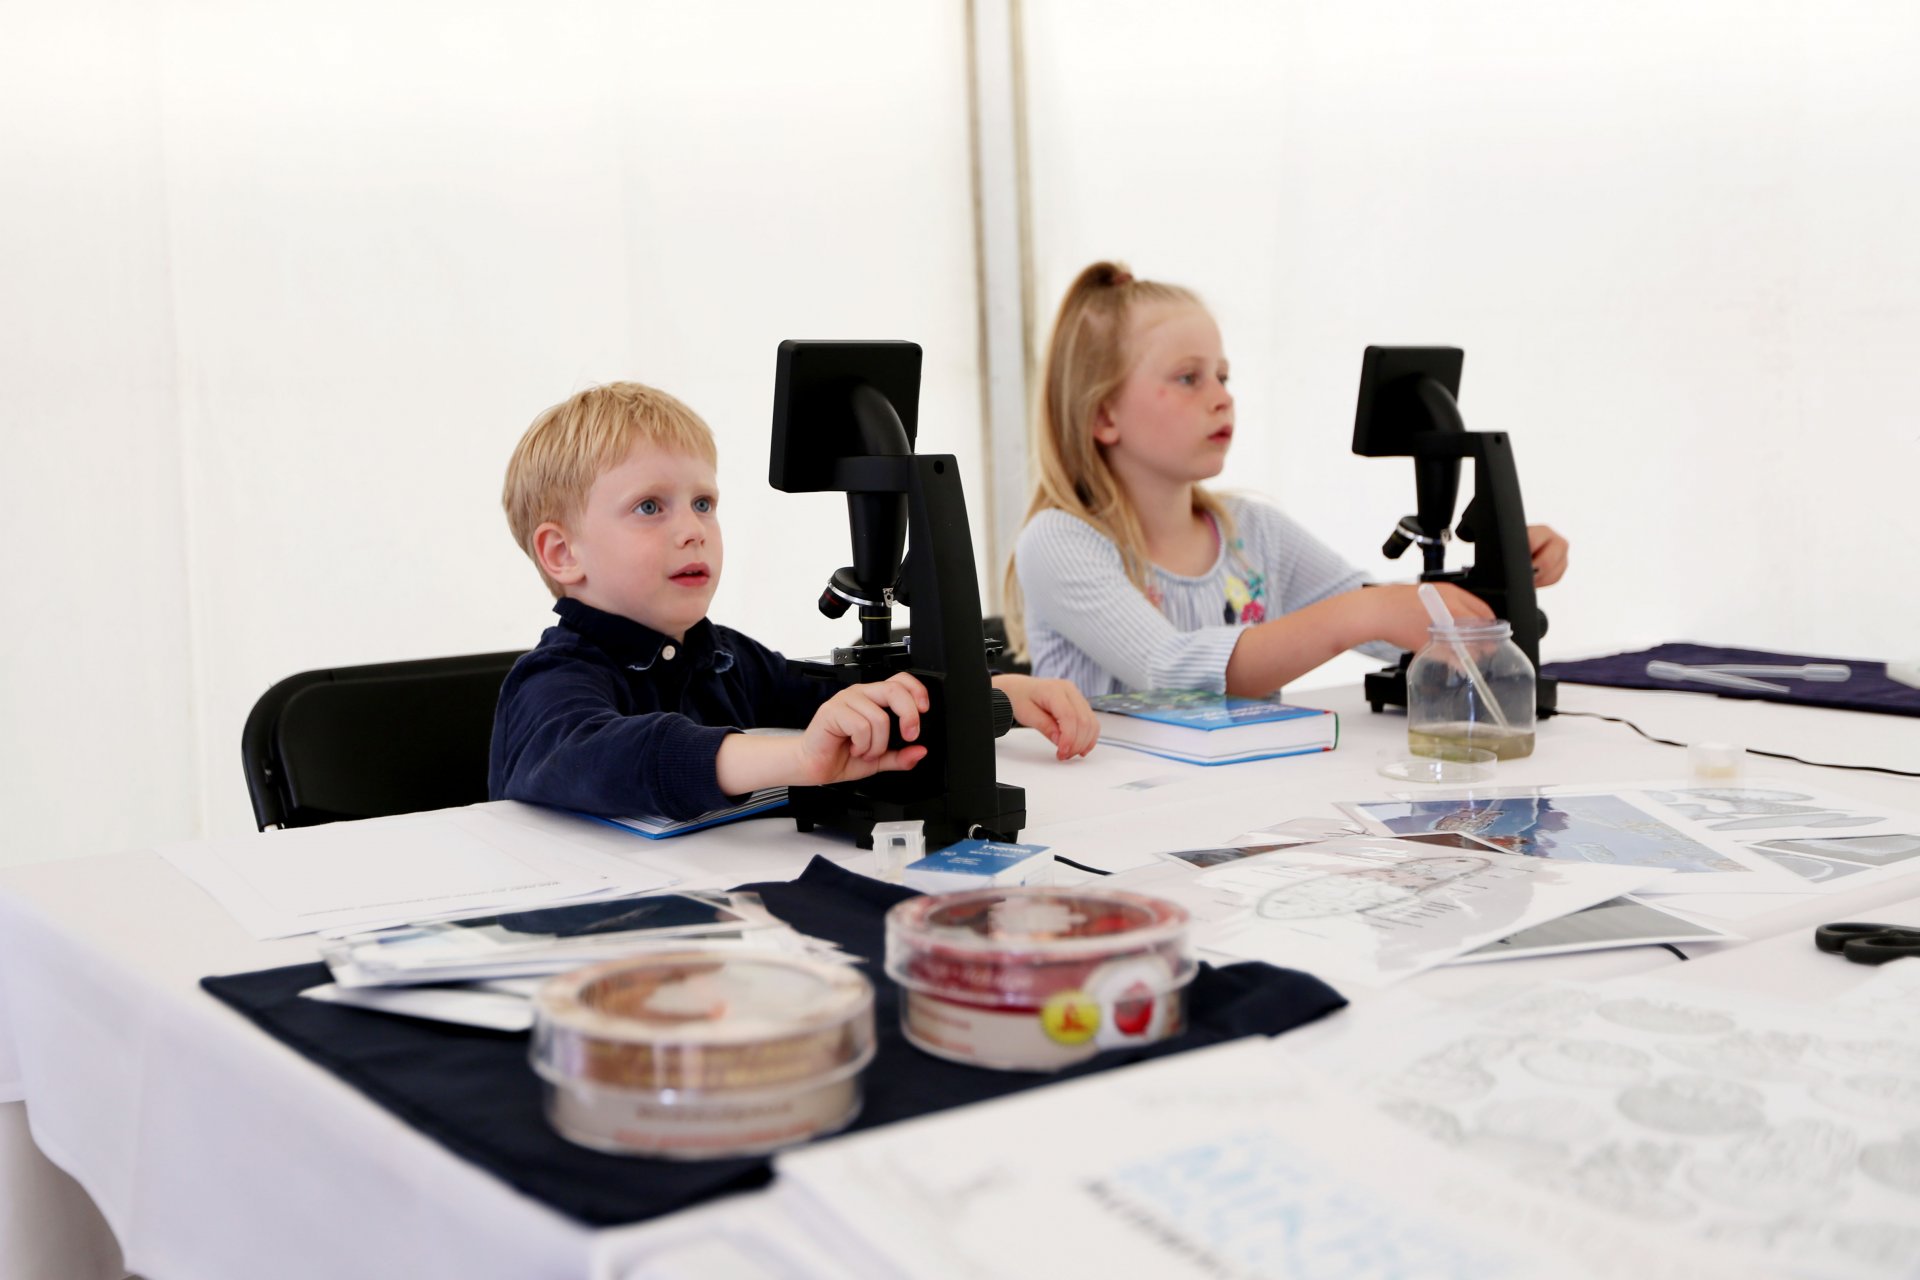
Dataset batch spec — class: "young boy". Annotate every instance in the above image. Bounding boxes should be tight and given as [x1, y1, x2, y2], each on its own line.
[489, 381, 1099, 820]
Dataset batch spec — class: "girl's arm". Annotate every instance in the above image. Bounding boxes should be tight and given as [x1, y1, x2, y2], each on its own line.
[1222, 582, 1491, 697]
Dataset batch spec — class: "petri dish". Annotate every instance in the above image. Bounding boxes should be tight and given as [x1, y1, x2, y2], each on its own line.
[1375, 745, 1498, 784]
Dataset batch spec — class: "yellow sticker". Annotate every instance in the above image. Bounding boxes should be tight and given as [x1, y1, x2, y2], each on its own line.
[1040, 990, 1101, 1045]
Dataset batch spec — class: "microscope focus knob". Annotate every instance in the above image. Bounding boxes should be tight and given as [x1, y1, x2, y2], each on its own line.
[989, 689, 1014, 739]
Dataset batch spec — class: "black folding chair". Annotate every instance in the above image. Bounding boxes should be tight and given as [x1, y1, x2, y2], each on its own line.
[241, 651, 526, 830]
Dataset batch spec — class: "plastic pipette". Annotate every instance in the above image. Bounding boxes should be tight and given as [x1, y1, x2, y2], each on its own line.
[1417, 584, 1512, 732]
[1691, 663, 1851, 681]
[1644, 661, 1789, 693]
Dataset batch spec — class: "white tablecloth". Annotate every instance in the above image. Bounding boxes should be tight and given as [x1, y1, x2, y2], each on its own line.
[4, 683, 1918, 1280]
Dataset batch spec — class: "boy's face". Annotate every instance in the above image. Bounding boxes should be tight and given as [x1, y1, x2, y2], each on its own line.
[555, 441, 723, 641]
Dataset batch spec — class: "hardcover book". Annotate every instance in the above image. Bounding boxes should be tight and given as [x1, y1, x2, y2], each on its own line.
[1089, 692, 1337, 765]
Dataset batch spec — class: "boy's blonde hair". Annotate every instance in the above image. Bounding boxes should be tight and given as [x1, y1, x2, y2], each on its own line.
[1003, 261, 1234, 656]
[503, 381, 719, 597]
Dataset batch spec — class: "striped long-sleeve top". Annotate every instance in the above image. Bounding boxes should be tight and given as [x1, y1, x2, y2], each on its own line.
[1013, 497, 1385, 698]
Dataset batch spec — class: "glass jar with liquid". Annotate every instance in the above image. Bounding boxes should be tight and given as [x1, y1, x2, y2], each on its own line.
[1407, 620, 1536, 760]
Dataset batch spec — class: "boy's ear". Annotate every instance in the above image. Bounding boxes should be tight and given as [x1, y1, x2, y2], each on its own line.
[532, 521, 585, 587]
[1091, 401, 1121, 447]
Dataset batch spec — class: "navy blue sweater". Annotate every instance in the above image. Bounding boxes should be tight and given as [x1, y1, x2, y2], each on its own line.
[488, 598, 833, 820]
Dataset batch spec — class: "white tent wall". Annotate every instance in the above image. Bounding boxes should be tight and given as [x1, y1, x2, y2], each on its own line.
[6, 2, 1916, 867]
[1, 1, 984, 863]
[1021, 0, 1920, 683]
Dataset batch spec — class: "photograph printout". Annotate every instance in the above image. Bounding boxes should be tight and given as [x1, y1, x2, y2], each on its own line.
[1636, 782, 1917, 842]
[1339, 790, 1796, 893]
[1612, 781, 1920, 896]
[1449, 896, 1738, 965]
[1300, 977, 1920, 1280]
[1742, 834, 1920, 893]
[1192, 837, 1659, 986]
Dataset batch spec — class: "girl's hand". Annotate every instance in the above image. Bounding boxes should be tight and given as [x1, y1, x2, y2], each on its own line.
[794, 672, 930, 784]
[1365, 583, 1494, 652]
[991, 674, 1100, 760]
[1527, 524, 1569, 587]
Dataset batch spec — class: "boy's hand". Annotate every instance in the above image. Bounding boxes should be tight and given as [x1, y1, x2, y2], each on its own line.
[795, 672, 930, 785]
[1527, 524, 1569, 587]
[991, 674, 1099, 760]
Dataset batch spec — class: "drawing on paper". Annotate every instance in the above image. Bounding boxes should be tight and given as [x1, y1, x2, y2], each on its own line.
[1542, 1142, 1694, 1222]
[1253, 856, 1491, 920]
[1686, 1118, 1857, 1211]
[1832, 1220, 1920, 1266]
[1485, 988, 1600, 1034]
[1595, 998, 1737, 1037]
[1617, 1076, 1767, 1135]
[1521, 1039, 1653, 1088]
[1814, 1075, 1920, 1124]
[1657, 1031, 1826, 1084]
[1858, 1131, 1920, 1197]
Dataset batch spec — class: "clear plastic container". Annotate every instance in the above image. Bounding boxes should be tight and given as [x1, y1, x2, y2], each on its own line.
[531, 950, 875, 1159]
[885, 887, 1196, 1072]
[1407, 619, 1537, 760]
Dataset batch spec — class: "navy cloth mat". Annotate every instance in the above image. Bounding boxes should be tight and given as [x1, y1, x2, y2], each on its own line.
[1542, 643, 1920, 719]
[201, 856, 1347, 1228]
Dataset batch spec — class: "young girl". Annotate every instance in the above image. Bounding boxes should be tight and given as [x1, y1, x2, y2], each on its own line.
[1006, 261, 1569, 699]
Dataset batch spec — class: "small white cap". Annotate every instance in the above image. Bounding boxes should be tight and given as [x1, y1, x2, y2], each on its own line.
[1688, 741, 1745, 779]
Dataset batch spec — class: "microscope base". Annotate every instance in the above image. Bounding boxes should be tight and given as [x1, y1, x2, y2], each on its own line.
[1365, 663, 1559, 719]
[788, 781, 1027, 852]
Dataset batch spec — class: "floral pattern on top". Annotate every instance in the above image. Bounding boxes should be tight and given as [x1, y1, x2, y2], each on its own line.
[1141, 518, 1268, 623]
[1223, 534, 1267, 624]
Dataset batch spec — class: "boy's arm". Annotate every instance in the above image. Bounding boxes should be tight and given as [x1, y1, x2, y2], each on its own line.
[717, 673, 930, 792]
[491, 656, 736, 821]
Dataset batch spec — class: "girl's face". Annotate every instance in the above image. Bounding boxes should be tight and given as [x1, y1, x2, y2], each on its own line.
[1095, 302, 1234, 487]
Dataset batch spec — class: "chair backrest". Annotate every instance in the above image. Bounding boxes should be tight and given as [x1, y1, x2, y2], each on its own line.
[241, 651, 526, 830]
[982, 615, 1030, 676]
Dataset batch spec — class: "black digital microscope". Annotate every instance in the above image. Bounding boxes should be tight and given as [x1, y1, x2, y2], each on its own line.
[1352, 346, 1557, 717]
[768, 340, 1026, 850]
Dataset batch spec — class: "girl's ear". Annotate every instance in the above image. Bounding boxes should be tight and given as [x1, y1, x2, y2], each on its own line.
[533, 521, 585, 587]
[1091, 401, 1121, 447]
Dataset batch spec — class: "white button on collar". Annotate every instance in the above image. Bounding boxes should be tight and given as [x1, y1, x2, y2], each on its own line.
[661, 644, 677, 661]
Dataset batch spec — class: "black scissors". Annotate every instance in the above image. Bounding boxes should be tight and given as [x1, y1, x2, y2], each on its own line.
[1815, 922, 1920, 965]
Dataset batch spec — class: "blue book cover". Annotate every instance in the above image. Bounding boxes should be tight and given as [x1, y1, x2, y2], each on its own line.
[1089, 691, 1325, 731]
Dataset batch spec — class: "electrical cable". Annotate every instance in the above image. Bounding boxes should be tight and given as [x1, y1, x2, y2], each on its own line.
[1554, 709, 1920, 778]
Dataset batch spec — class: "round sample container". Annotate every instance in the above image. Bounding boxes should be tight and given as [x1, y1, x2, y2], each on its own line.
[531, 949, 874, 1159]
[1407, 619, 1537, 760]
[885, 887, 1195, 1072]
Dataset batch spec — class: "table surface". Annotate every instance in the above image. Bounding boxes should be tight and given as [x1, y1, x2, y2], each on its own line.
[3, 681, 1918, 1280]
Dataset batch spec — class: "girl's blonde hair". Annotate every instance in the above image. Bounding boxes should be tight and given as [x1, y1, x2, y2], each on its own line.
[1002, 261, 1234, 657]
[503, 381, 718, 598]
